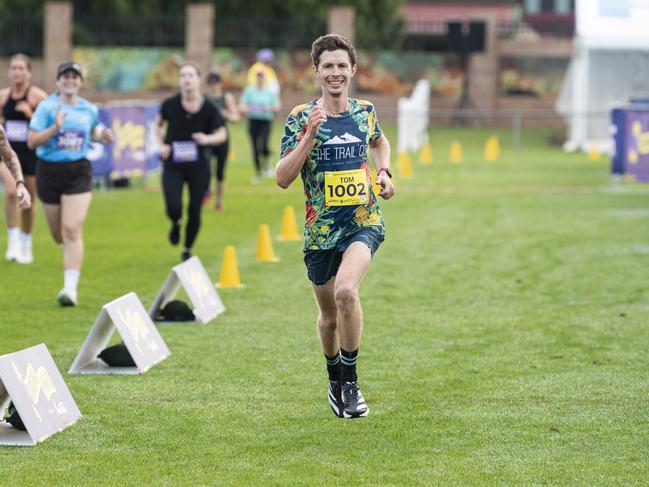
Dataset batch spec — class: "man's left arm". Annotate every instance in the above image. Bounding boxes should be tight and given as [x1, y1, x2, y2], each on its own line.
[370, 134, 395, 200]
[0, 126, 31, 209]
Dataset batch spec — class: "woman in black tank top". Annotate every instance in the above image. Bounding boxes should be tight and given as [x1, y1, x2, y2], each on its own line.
[0, 53, 47, 264]
[205, 72, 240, 212]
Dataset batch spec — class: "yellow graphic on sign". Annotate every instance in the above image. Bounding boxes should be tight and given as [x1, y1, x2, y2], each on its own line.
[116, 308, 155, 355]
[628, 121, 649, 165]
[324, 168, 368, 206]
[11, 362, 57, 405]
[112, 119, 145, 159]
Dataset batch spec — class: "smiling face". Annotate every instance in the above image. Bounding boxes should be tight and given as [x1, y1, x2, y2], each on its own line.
[8, 58, 30, 87]
[313, 49, 356, 99]
[56, 71, 82, 96]
[179, 64, 201, 93]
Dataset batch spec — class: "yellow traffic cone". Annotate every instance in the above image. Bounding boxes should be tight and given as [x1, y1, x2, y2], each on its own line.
[397, 152, 414, 178]
[588, 145, 601, 161]
[449, 140, 463, 164]
[278, 206, 300, 241]
[256, 224, 279, 262]
[229, 144, 236, 160]
[215, 245, 244, 288]
[419, 143, 433, 165]
[484, 136, 500, 162]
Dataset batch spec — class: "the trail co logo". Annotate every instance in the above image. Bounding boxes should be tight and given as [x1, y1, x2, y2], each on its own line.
[10, 361, 67, 420]
[322, 132, 362, 145]
[117, 308, 157, 354]
[628, 121, 649, 164]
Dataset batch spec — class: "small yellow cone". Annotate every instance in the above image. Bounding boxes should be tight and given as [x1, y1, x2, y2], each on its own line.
[484, 136, 500, 162]
[449, 140, 463, 164]
[419, 143, 433, 165]
[278, 206, 300, 241]
[215, 245, 244, 288]
[229, 144, 236, 160]
[256, 224, 279, 262]
[588, 145, 601, 161]
[397, 152, 414, 178]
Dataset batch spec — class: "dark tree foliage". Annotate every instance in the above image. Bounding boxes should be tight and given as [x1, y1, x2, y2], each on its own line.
[0, 0, 406, 49]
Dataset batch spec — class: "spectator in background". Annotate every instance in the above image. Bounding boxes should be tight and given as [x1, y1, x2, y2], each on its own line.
[239, 70, 280, 183]
[0, 53, 47, 264]
[28, 61, 113, 306]
[246, 48, 280, 96]
[204, 71, 240, 212]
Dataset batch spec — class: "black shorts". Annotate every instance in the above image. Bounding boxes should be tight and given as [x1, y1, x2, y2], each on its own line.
[304, 227, 384, 285]
[15, 145, 37, 177]
[36, 159, 92, 204]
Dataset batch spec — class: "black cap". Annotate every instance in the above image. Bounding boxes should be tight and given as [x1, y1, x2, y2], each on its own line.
[207, 72, 222, 85]
[57, 61, 83, 79]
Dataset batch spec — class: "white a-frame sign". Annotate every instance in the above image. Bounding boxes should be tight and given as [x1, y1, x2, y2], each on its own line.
[149, 256, 225, 324]
[0, 343, 81, 446]
[69, 292, 170, 375]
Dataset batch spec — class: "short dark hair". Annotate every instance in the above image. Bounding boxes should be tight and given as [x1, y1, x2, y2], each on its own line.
[311, 34, 356, 68]
[207, 72, 222, 85]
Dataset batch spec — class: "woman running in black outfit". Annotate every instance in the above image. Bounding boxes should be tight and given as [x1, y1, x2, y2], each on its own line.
[155, 63, 227, 261]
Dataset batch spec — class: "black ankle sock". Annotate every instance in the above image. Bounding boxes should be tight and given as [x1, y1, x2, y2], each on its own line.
[325, 352, 341, 381]
[340, 348, 358, 382]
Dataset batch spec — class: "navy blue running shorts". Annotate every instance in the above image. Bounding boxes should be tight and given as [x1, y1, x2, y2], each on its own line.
[304, 227, 384, 285]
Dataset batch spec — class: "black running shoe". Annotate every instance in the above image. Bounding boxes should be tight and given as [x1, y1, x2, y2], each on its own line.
[328, 380, 343, 418]
[341, 381, 368, 418]
[168, 222, 180, 246]
[181, 250, 191, 261]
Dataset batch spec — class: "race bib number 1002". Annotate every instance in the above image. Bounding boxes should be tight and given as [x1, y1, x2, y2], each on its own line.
[324, 168, 368, 206]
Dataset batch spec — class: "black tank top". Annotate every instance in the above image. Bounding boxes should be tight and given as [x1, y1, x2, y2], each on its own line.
[206, 93, 228, 126]
[2, 87, 36, 161]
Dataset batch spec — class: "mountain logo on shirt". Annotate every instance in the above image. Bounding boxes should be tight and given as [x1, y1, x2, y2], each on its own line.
[323, 133, 362, 145]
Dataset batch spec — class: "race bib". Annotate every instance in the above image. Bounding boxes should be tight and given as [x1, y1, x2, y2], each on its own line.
[5, 120, 29, 142]
[56, 130, 85, 151]
[172, 141, 198, 163]
[324, 168, 369, 206]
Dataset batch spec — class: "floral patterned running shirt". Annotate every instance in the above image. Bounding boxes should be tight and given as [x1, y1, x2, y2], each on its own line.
[280, 98, 385, 251]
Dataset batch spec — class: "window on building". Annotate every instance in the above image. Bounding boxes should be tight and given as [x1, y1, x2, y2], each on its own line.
[524, 0, 542, 14]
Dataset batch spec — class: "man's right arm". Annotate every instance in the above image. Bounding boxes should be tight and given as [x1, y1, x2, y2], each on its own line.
[275, 106, 326, 189]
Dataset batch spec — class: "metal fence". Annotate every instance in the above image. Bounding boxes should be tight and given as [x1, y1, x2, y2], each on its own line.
[214, 17, 326, 49]
[0, 15, 43, 56]
[74, 15, 185, 47]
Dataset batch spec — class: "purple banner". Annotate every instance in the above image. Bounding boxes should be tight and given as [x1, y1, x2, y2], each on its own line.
[625, 110, 649, 182]
[109, 105, 148, 178]
[88, 108, 113, 177]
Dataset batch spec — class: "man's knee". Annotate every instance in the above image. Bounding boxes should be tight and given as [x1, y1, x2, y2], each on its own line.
[334, 284, 358, 310]
[318, 313, 337, 333]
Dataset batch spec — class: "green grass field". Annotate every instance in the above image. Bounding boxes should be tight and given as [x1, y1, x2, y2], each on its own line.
[1, 124, 648, 485]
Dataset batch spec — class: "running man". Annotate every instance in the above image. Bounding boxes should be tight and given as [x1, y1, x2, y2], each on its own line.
[0, 54, 46, 263]
[275, 34, 395, 418]
[28, 61, 113, 306]
[156, 62, 226, 261]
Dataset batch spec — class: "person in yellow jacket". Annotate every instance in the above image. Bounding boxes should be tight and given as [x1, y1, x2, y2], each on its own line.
[246, 48, 280, 96]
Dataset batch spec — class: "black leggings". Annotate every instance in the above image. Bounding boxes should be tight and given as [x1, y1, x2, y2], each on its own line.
[248, 119, 271, 172]
[162, 163, 209, 249]
[213, 139, 229, 182]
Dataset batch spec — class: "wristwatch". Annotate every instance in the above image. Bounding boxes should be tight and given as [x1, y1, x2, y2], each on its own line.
[378, 167, 392, 179]
[15, 179, 25, 189]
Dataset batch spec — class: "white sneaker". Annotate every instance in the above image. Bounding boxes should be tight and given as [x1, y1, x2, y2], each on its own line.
[5, 235, 20, 261]
[250, 175, 262, 184]
[57, 288, 78, 307]
[264, 166, 274, 178]
[15, 240, 33, 264]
